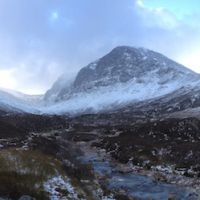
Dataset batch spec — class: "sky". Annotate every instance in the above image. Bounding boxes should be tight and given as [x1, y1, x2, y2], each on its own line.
[0, 0, 200, 94]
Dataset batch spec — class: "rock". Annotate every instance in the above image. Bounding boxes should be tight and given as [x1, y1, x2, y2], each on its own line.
[18, 195, 35, 200]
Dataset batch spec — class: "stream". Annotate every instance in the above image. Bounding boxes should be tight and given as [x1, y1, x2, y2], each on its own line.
[78, 145, 199, 200]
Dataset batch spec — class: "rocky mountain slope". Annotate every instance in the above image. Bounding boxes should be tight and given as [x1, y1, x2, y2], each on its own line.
[43, 46, 200, 114]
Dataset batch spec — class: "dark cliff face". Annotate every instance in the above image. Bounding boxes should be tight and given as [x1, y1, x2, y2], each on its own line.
[73, 46, 193, 89]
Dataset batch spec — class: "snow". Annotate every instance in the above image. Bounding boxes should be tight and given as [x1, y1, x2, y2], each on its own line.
[0, 89, 41, 114]
[123, 52, 131, 60]
[142, 56, 147, 60]
[88, 61, 98, 70]
[1, 68, 200, 116]
[0, 87, 43, 103]
[44, 175, 115, 200]
[96, 188, 115, 200]
[44, 176, 80, 200]
[40, 70, 200, 115]
[102, 197, 115, 200]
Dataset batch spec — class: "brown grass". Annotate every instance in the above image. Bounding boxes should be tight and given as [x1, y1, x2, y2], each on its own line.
[0, 148, 64, 199]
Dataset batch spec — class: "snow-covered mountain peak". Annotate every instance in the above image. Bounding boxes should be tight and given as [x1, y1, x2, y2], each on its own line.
[50, 46, 198, 100]
[75, 46, 196, 89]
[84, 46, 193, 74]
[42, 46, 200, 114]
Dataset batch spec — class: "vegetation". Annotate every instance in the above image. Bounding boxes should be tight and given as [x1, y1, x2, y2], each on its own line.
[0, 149, 64, 199]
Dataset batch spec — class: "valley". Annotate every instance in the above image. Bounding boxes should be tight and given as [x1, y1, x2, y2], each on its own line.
[0, 111, 200, 199]
[1, 46, 200, 199]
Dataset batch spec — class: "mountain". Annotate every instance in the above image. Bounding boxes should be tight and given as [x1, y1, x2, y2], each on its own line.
[44, 74, 74, 103]
[43, 46, 200, 114]
[0, 88, 42, 115]
[1, 46, 200, 116]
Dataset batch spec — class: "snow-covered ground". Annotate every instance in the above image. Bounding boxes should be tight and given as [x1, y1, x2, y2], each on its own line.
[43, 175, 116, 200]
[44, 176, 81, 200]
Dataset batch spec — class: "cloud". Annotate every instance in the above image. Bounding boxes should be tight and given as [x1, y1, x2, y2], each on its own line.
[135, 0, 179, 29]
[0, 0, 199, 94]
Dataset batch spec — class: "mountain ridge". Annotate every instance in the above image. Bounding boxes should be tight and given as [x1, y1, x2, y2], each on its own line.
[1, 46, 200, 115]
[42, 46, 200, 114]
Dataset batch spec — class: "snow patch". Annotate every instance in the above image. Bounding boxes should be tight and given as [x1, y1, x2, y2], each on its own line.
[88, 61, 98, 70]
[44, 176, 80, 200]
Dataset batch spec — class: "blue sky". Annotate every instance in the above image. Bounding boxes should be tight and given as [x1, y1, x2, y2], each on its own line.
[0, 0, 199, 94]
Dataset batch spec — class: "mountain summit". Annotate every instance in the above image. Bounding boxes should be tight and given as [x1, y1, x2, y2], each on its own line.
[73, 46, 195, 90]
[43, 46, 200, 114]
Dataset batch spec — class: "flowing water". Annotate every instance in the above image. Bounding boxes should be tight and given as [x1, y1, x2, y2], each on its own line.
[79, 147, 199, 200]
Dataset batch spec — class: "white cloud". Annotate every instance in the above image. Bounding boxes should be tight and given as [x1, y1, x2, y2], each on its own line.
[135, 0, 179, 29]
